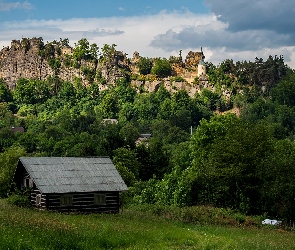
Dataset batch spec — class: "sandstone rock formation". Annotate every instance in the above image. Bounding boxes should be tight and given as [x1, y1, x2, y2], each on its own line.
[0, 38, 207, 96]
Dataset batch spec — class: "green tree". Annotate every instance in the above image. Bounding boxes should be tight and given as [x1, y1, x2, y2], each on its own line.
[164, 126, 190, 145]
[148, 137, 169, 179]
[0, 145, 26, 197]
[17, 131, 38, 153]
[171, 90, 192, 113]
[189, 114, 275, 213]
[200, 88, 221, 111]
[138, 57, 152, 75]
[260, 139, 295, 220]
[157, 98, 172, 120]
[115, 78, 136, 106]
[113, 147, 141, 186]
[35, 80, 52, 103]
[94, 90, 118, 119]
[119, 122, 140, 148]
[0, 79, 13, 102]
[95, 122, 124, 157]
[73, 38, 99, 64]
[271, 70, 295, 106]
[100, 44, 117, 63]
[0, 103, 15, 129]
[0, 128, 16, 152]
[155, 84, 171, 103]
[170, 108, 192, 131]
[134, 144, 152, 181]
[57, 81, 76, 104]
[118, 102, 138, 122]
[133, 93, 158, 121]
[13, 78, 38, 105]
[151, 58, 172, 78]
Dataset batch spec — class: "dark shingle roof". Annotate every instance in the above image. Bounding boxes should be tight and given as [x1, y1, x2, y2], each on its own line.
[19, 157, 128, 194]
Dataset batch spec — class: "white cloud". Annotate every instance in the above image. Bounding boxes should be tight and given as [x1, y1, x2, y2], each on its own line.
[0, 1, 34, 11]
[119, 7, 125, 11]
[0, 9, 294, 69]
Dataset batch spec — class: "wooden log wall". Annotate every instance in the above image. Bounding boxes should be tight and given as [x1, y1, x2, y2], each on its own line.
[30, 189, 47, 209]
[46, 191, 120, 213]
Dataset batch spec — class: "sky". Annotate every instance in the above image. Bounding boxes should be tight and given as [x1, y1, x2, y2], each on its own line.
[0, 0, 294, 69]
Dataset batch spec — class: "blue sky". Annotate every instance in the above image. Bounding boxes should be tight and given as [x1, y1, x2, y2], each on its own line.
[0, 1, 210, 20]
[0, 0, 294, 68]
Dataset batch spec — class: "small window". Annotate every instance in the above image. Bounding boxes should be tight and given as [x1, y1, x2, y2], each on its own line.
[94, 194, 106, 205]
[36, 194, 41, 206]
[22, 177, 33, 188]
[60, 195, 73, 206]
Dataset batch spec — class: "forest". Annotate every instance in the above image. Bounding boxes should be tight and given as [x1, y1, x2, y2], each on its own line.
[1, 38, 295, 221]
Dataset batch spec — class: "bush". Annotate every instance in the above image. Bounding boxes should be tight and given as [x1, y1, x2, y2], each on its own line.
[151, 58, 172, 78]
[170, 76, 187, 83]
[0, 146, 26, 197]
[138, 57, 152, 75]
[6, 190, 31, 207]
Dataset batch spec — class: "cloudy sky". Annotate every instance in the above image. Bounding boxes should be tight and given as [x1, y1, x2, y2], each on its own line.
[0, 0, 294, 68]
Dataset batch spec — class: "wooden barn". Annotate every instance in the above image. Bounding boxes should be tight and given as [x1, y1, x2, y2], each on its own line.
[11, 157, 128, 213]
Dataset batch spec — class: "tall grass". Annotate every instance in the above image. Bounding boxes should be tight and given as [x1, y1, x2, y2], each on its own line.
[0, 200, 294, 249]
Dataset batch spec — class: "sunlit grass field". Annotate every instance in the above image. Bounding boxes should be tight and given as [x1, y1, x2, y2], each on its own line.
[0, 199, 294, 250]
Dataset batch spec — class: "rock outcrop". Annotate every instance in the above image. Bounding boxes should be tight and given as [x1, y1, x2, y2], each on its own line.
[0, 38, 207, 96]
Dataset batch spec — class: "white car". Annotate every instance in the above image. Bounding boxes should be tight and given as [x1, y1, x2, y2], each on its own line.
[262, 219, 282, 225]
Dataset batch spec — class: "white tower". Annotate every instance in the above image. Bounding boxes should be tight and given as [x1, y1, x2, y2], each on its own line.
[197, 47, 206, 77]
[197, 59, 206, 77]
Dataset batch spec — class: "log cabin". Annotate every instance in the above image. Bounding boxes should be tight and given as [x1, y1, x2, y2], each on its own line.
[11, 157, 128, 213]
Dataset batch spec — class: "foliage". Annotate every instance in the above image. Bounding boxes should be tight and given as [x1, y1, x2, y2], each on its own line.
[0, 146, 26, 197]
[20, 37, 30, 52]
[99, 43, 117, 64]
[188, 114, 274, 213]
[137, 57, 152, 75]
[81, 66, 96, 82]
[73, 38, 99, 65]
[0, 102, 15, 129]
[151, 58, 172, 78]
[271, 70, 295, 106]
[112, 147, 141, 186]
[170, 76, 186, 82]
[6, 188, 31, 207]
[133, 111, 295, 219]
[0, 79, 13, 102]
[3, 50, 295, 221]
[48, 58, 61, 71]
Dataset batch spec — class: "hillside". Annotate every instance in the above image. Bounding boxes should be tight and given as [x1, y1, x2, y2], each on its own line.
[1, 36, 295, 222]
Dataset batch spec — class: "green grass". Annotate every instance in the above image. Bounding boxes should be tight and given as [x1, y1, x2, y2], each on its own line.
[0, 200, 294, 250]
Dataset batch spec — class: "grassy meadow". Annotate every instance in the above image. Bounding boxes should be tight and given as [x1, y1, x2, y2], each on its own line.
[0, 199, 294, 250]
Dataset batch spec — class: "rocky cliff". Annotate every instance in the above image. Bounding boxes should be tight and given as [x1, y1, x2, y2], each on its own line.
[0, 37, 207, 96]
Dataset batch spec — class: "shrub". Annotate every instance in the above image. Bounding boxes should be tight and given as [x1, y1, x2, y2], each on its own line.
[151, 58, 172, 78]
[170, 76, 186, 83]
[6, 188, 31, 207]
[138, 57, 152, 75]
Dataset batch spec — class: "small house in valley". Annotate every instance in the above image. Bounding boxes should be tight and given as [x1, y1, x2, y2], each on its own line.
[11, 157, 128, 213]
[135, 133, 152, 146]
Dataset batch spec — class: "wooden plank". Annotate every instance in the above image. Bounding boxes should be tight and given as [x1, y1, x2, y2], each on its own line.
[44, 192, 120, 213]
